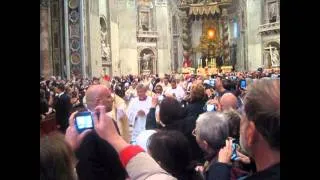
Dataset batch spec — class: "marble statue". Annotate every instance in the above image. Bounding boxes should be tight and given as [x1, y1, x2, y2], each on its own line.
[271, 48, 280, 67]
[142, 53, 152, 70]
[269, 2, 278, 22]
[140, 12, 149, 31]
[101, 40, 111, 61]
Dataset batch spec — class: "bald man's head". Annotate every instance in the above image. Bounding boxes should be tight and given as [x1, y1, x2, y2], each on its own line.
[85, 85, 113, 112]
[220, 93, 237, 111]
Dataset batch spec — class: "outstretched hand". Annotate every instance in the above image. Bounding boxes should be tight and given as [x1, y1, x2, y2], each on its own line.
[65, 111, 92, 151]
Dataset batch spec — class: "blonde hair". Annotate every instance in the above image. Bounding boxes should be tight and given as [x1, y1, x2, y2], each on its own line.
[190, 83, 205, 102]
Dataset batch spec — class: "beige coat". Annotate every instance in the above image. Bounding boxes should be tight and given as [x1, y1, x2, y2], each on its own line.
[126, 152, 176, 180]
[110, 94, 131, 143]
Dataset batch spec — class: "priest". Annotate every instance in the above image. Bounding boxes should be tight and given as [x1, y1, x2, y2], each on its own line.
[126, 84, 152, 144]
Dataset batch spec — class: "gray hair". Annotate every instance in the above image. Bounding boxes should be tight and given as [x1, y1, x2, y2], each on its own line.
[196, 112, 229, 150]
[136, 83, 147, 91]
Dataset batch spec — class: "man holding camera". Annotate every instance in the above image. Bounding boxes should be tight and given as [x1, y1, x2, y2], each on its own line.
[74, 85, 128, 180]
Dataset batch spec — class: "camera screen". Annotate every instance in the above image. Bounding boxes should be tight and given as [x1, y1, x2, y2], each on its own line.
[76, 115, 93, 129]
[240, 80, 246, 89]
[209, 79, 215, 87]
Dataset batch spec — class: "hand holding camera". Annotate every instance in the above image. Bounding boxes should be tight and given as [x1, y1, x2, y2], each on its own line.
[65, 111, 92, 151]
[218, 139, 234, 164]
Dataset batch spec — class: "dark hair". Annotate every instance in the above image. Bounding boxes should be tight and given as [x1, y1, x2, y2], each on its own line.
[57, 83, 65, 92]
[40, 89, 46, 99]
[71, 91, 78, 98]
[93, 77, 99, 81]
[155, 84, 163, 90]
[222, 79, 235, 91]
[170, 79, 177, 84]
[159, 97, 183, 125]
[244, 79, 280, 150]
[40, 132, 76, 180]
[148, 130, 201, 180]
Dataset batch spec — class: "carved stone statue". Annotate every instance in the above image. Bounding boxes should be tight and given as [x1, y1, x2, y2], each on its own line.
[140, 12, 149, 31]
[271, 48, 280, 67]
[101, 41, 111, 61]
[269, 2, 278, 22]
[142, 53, 152, 70]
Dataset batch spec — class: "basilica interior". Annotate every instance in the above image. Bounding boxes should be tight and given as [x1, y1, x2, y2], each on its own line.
[40, 0, 280, 79]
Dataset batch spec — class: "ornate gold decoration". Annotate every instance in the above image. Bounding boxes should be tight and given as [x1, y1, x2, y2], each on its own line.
[194, 19, 223, 55]
[189, 4, 220, 16]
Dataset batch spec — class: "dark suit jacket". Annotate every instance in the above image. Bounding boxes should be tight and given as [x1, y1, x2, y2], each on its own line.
[75, 131, 128, 180]
[54, 93, 72, 132]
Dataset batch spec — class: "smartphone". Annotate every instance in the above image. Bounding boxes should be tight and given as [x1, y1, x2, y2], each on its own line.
[75, 111, 94, 133]
[231, 141, 238, 161]
[206, 104, 216, 112]
[209, 79, 215, 87]
[240, 79, 247, 89]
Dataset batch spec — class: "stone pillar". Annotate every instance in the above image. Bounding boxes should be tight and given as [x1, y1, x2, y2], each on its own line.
[40, 0, 51, 78]
[264, 1, 269, 23]
[222, 8, 230, 65]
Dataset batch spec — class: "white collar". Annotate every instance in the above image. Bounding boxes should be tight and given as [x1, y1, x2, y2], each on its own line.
[58, 92, 64, 97]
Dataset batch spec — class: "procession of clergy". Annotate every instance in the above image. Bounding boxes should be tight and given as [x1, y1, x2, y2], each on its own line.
[85, 76, 187, 144]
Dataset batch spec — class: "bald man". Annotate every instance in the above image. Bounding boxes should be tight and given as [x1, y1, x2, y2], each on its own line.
[220, 92, 238, 111]
[85, 85, 113, 113]
[76, 85, 127, 180]
[84, 85, 130, 142]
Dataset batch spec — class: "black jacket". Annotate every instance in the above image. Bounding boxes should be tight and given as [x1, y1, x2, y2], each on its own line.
[208, 162, 279, 180]
[146, 106, 205, 163]
[75, 131, 128, 180]
[185, 100, 206, 118]
[245, 163, 280, 180]
[54, 93, 72, 132]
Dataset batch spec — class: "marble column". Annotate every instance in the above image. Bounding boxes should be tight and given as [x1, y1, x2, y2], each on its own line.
[40, 0, 51, 78]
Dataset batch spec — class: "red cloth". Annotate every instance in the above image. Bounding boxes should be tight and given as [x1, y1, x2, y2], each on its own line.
[103, 75, 110, 81]
[119, 145, 144, 167]
[183, 59, 192, 67]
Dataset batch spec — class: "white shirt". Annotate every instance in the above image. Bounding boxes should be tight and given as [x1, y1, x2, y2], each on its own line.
[56, 92, 64, 98]
[165, 86, 185, 102]
[126, 96, 152, 143]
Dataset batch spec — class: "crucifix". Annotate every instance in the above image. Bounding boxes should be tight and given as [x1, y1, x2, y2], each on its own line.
[264, 44, 274, 56]
[264, 45, 275, 63]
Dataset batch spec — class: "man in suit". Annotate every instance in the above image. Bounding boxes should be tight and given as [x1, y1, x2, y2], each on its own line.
[54, 83, 72, 133]
[75, 85, 128, 180]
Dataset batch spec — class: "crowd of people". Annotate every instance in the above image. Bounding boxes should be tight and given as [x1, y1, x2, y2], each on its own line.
[40, 67, 280, 180]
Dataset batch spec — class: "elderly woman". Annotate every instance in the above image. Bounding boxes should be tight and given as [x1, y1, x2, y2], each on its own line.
[193, 112, 229, 178]
[193, 112, 249, 180]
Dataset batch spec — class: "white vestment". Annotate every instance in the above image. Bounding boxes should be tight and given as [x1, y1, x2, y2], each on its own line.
[165, 86, 186, 102]
[126, 96, 152, 143]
